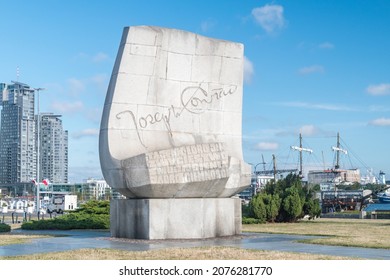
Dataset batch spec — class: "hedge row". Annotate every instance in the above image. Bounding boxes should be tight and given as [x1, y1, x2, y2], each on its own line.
[21, 213, 109, 230]
[21, 200, 110, 230]
[0, 223, 11, 232]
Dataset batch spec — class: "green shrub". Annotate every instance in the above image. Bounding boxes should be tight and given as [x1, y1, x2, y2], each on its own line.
[303, 198, 321, 220]
[281, 186, 302, 222]
[0, 223, 11, 232]
[22, 200, 110, 230]
[250, 195, 266, 223]
[245, 173, 321, 223]
[242, 204, 252, 217]
[21, 214, 110, 230]
[242, 217, 263, 224]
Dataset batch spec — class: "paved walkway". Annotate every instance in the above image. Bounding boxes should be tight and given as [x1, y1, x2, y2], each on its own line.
[1, 230, 389, 259]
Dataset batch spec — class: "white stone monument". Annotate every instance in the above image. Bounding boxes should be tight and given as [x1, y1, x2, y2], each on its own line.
[99, 26, 251, 239]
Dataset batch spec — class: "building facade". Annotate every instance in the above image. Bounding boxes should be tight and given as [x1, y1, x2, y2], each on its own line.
[40, 113, 68, 183]
[0, 81, 68, 185]
[84, 178, 112, 200]
[0, 81, 36, 183]
[308, 169, 360, 186]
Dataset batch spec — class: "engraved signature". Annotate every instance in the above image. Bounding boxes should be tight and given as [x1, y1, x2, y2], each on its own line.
[116, 84, 237, 148]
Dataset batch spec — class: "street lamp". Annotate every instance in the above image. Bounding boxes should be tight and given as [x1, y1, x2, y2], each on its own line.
[34, 87, 45, 212]
[254, 163, 262, 173]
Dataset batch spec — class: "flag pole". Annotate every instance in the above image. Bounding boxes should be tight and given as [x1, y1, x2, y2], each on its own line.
[34, 87, 45, 213]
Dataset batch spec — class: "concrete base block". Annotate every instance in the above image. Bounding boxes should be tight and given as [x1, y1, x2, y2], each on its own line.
[110, 198, 242, 239]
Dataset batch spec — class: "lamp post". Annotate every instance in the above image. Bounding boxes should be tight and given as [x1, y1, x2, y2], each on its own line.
[253, 163, 264, 196]
[254, 163, 262, 174]
[34, 87, 45, 212]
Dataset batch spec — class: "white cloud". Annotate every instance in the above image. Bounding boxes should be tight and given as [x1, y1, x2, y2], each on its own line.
[368, 105, 390, 112]
[66, 75, 108, 97]
[200, 19, 216, 33]
[318, 42, 335, 49]
[281, 101, 354, 111]
[86, 107, 103, 123]
[256, 142, 279, 151]
[74, 52, 88, 60]
[74, 52, 109, 63]
[299, 125, 318, 136]
[72, 128, 100, 139]
[91, 73, 108, 84]
[244, 56, 254, 84]
[92, 52, 109, 63]
[366, 83, 390, 96]
[252, 4, 285, 33]
[90, 73, 109, 93]
[51, 101, 84, 113]
[68, 78, 86, 96]
[298, 65, 324, 75]
[369, 118, 390, 126]
[68, 165, 103, 183]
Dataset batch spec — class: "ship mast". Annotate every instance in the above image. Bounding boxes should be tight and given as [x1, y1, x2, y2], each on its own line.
[332, 132, 347, 170]
[291, 133, 313, 178]
[272, 154, 277, 181]
[335, 132, 340, 169]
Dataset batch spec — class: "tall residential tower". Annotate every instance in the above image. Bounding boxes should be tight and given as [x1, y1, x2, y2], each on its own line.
[0, 81, 68, 184]
[40, 113, 68, 183]
[0, 81, 36, 183]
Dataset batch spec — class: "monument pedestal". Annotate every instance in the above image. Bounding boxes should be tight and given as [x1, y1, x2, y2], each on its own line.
[110, 198, 242, 239]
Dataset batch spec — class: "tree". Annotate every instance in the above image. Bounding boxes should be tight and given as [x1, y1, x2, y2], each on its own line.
[303, 198, 321, 220]
[250, 194, 266, 223]
[245, 173, 321, 223]
[263, 193, 280, 222]
[341, 182, 361, 191]
[312, 184, 321, 192]
[281, 186, 302, 222]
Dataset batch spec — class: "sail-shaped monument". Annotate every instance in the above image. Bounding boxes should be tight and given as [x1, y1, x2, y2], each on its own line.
[99, 26, 251, 239]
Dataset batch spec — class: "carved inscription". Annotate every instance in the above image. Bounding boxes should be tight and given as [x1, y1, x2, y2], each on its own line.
[116, 84, 237, 148]
[145, 143, 229, 184]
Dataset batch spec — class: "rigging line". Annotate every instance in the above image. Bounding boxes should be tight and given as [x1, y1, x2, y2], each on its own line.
[347, 152, 355, 169]
[300, 138, 324, 169]
[340, 137, 370, 170]
[309, 151, 323, 169]
[287, 147, 299, 170]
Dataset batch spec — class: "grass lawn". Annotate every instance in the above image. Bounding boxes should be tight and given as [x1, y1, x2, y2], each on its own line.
[1, 218, 388, 260]
[0, 233, 50, 246]
[1, 247, 353, 260]
[243, 218, 390, 249]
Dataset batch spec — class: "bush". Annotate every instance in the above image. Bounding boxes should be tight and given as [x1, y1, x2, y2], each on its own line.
[22, 200, 110, 230]
[21, 213, 110, 230]
[303, 198, 321, 220]
[242, 204, 252, 217]
[248, 193, 281, 223]
[245, 173, 321, 223]
[242, 217, 263, 224]
[281, 186, 302, 222]
[0, 223, 11, 232]
[250, 195, 266, 223]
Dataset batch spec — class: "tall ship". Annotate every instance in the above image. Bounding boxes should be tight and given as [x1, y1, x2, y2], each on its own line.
[307, 132, 360, 189]
[378, 190, 390, 203]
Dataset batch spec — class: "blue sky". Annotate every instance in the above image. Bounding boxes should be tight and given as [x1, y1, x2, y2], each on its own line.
[1, 0, 389, 183]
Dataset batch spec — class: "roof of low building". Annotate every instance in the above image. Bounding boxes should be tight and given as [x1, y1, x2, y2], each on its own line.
[364, 203, 390, 212]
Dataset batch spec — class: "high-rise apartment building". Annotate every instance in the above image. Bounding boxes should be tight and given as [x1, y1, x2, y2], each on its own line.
[0, 81, 37, 183]
[0, 81, 68, 184]
[40, 113, 68, 183]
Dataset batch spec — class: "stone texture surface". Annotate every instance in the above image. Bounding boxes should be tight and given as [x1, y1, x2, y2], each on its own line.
[120, 142, 248, 198]
[99, 26, 251, 198]
[110, 198, 242, 239]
